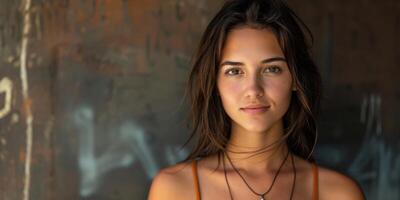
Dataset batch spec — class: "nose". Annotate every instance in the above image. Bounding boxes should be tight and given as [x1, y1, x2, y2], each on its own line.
[244, 73, 264, 98]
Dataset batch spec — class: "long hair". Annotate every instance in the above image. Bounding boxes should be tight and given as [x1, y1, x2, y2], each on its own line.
[182, 0, 322, 163]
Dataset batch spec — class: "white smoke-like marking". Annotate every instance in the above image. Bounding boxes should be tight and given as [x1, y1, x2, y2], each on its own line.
[348, 94, 399, 199]
[72, 105, 187, 197]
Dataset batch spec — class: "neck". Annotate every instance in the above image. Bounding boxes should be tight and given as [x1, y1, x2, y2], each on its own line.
[223, 121, 290, 173]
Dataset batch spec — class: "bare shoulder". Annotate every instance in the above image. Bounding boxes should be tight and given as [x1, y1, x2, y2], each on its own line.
[317, 165, 366, 200]
[148, 161, 195, 200]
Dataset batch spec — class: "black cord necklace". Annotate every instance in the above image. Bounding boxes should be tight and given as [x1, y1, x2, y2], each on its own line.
[289, 153, 296, 200]
[223, 154, 235, 200]
[222, 150, 296, 200]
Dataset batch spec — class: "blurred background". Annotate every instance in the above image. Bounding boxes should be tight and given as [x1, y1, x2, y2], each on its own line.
[0, 0, 399, 199]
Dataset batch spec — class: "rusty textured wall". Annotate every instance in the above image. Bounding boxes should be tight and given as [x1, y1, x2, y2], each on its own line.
[0, 0, 399, 199]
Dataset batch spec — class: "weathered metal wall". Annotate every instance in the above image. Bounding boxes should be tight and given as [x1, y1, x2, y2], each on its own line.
[0, 0, 399, 199]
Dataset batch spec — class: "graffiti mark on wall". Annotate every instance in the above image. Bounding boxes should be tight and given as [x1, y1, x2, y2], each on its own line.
[0, 77, 13, 119]
[72, 105, 160, 197]
[165, 145, 189, 165]
[348, 94, 400, 199]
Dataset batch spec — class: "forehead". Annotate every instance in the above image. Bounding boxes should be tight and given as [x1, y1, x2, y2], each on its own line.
[221, 27, 284, 61]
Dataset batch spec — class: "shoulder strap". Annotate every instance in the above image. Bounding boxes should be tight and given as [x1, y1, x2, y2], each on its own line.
[312, 163, 319, 200]
[191, 160, 201, 200]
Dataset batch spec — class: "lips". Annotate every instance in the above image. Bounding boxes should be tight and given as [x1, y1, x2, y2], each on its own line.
[240, 105, 270, 114]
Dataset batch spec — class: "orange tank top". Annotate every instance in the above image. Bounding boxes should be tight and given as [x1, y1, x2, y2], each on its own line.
[191, 160, 319, 200]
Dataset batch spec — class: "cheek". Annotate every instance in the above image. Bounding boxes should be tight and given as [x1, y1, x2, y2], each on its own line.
[268, 80, 291, 98]
[265, 78, 293, 109]
[217, 79, 242, 108]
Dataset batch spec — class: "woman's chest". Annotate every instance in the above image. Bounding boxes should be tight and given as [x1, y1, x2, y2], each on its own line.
[197, 169, 313, 200]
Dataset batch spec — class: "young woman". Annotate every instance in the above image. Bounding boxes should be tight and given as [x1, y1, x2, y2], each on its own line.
[149, 0, 365, 199]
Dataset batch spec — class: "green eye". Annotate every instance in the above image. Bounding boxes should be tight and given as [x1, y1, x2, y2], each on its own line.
[225, 68, 242, 75]
[264, 66, 282, 74]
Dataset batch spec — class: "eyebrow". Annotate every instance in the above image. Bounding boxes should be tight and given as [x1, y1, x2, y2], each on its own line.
[220, 57, 287, 68]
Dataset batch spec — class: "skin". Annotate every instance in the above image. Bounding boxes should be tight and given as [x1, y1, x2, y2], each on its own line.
[216, 25, 294, 173]
[148, 27, 365, 200]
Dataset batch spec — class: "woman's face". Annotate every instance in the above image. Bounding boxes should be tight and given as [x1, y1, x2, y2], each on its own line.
[217, 27, 294, 134]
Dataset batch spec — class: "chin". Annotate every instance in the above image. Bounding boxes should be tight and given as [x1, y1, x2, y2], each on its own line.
[241, 123, 273, 134]
[235, 117, 283, 134]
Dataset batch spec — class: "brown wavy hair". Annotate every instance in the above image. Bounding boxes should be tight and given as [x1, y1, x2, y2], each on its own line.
[182, 0, 322, 163]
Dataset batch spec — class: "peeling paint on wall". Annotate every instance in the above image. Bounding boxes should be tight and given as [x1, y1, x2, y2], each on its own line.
[19, 0, 34, 199]
[0, 77, 13, 119]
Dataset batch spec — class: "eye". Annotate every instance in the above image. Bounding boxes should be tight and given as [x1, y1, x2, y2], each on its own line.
[263, 66, 282, 74]
[225, 68, 243, 76]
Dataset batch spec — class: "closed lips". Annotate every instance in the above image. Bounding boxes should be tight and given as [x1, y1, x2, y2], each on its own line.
[241, 105, 270, 109]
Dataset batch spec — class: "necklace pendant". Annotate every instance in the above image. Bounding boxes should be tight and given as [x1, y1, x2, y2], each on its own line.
[260, 196, 265, 200]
